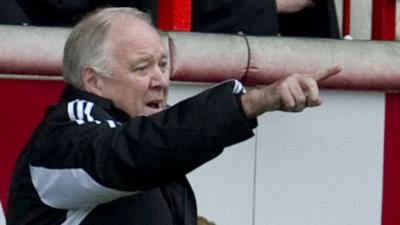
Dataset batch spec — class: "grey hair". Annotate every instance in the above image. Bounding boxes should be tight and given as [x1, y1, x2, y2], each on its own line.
[62, 7, 152, 89]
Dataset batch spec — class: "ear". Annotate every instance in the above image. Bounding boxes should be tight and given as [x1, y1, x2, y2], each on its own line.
[81, 67, 104, 96]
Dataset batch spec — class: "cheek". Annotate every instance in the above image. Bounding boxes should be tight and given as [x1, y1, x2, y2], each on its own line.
[122, 79, 149, 106]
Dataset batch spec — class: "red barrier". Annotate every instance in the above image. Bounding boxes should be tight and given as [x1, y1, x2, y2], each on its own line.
[372, 0, 400, 225]
[157, 0, 191, 31]
[0, 80, 65, 210]
[343, 0, 351, 36]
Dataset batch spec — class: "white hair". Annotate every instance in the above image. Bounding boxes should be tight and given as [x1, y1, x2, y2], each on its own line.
[62, 7, 152, 88]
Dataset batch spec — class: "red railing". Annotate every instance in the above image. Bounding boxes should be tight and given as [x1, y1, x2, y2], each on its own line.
[372, 0, 400, 225]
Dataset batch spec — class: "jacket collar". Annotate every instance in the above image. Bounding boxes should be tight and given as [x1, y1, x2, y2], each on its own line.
[60, 85, 130, 122]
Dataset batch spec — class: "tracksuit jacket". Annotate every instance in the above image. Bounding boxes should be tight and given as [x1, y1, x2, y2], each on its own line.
[7, 80, 256, 225]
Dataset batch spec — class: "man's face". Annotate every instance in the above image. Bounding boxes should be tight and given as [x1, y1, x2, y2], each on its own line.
[95, 16, 170, 117]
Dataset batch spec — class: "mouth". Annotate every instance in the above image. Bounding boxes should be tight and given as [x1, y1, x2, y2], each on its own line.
[146, 100, 163, 110]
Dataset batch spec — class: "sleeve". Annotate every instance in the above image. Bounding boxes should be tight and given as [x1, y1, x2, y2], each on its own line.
[28, 80, 257, 209]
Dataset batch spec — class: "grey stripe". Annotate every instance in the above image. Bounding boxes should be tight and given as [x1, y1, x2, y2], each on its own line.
[30, 166, 136, 210]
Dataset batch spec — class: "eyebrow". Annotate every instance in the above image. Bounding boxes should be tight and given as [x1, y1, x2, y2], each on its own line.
[131, 55, 153, 65]
[129, 52, 168, 69]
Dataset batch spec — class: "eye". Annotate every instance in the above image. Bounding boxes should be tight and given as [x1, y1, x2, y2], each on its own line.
[136, 66, 147, 71]
[159, 61, 168, 73]
[132, 64, 149, 76]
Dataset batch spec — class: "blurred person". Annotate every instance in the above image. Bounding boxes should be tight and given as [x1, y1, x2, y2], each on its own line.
[193, 0, 340, 38]
[278, 0, 340, 38]
[0, 0, 151, 26]
[6, 7, 340, 225]
[0, 0, 29, 25]
[1, 0, 339, 38]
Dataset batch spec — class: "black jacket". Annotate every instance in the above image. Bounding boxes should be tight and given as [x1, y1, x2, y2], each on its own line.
[7, 80, 256, 225]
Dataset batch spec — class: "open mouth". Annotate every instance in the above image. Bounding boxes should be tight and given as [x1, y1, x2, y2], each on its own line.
[146, 101, 162, 110]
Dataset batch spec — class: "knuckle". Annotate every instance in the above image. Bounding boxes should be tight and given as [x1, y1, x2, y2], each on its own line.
[297, 95, 306, 103]
[307, 78, 318, 86]
[301, 76, 314, 83]
[296, 93, 307, 103]
[276, 83, 288, 93]
[303, 78, 319, 91]
[284, 102, 296, 111]
[288, 73, 301, 80]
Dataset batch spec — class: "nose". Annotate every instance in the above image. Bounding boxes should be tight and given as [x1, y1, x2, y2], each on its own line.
[150, 65, 169, 89]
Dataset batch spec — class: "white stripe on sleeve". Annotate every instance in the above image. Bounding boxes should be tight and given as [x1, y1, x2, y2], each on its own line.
[67, 100, 84, 125]
[233, 80, 246, 94]
[76, 100, 85, 122]
[84, 102, 94, 122]
[106, 120, 117, 128]
[67, 100, 78, 122]
[67, 100, 118, 128]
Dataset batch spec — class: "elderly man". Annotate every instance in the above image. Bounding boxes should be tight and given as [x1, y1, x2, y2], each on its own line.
[6, 7, 339, 225]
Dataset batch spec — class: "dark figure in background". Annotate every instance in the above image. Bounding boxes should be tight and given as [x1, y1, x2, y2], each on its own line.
[193, 0, 340, 38]
[0, 0, 28, 25]
[0, 0, 152, 26]
[278, 0, 339, 38]
[1, 0, 339, 38]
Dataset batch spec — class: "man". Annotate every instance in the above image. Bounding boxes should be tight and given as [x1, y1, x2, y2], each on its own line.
[6, 7, 340, 225]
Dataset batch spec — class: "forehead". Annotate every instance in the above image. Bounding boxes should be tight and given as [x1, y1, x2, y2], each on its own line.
[109, 16, 165, 57]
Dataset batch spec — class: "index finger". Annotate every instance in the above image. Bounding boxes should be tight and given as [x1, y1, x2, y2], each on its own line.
[311, 66, 342, 82]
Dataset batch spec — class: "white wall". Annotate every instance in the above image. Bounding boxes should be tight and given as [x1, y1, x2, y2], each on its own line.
[254, 90, 384, 225]
[169, 83, 385, 225]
